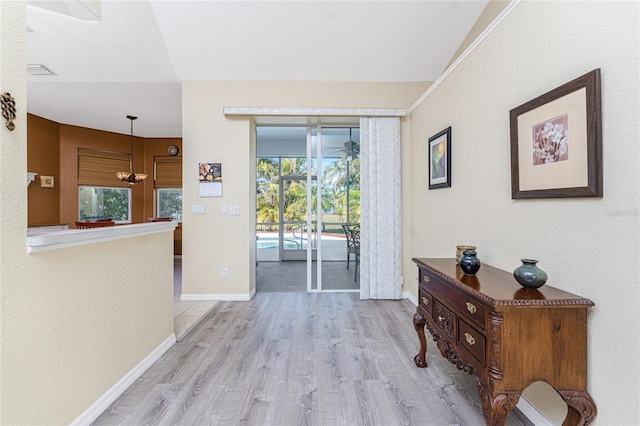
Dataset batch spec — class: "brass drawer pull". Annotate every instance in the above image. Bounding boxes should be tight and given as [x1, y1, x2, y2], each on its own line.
[437, 316, 444, 322]
[422, 296, 429, 306]
[424, 276, 430, 283]
[466, 302, 477, 314]
[465, 333, 476, 346]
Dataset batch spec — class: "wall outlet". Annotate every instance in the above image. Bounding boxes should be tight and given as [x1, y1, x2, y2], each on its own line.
[221, 267, 228, 278]
[192, 205, 206, 215]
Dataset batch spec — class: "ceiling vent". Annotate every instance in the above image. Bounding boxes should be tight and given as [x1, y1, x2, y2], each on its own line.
[27, 63, 56, 75]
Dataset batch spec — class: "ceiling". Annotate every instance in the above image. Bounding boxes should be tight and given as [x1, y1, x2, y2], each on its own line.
[26, 0, 488, 138]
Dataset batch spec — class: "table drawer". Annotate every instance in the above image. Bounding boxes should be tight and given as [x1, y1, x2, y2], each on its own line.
[423, 270, 486, 331]
[458, 319, 485, 364]
[433, 301, 455, 339]
[418, 286, 433, 316]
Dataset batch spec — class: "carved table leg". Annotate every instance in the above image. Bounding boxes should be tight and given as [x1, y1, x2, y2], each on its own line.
[557, 390, 597, 426]
[413, 312, 427, 368]
[476, 376, 521, 426]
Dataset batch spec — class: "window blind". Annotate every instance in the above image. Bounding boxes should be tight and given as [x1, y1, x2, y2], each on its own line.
[154, 157, 182, 188]
[78, 148, 131, 188]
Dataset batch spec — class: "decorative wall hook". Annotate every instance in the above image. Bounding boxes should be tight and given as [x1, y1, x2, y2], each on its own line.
[1, 92, 17, 131]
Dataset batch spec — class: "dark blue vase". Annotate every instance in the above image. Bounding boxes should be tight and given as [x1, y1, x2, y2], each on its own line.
[513, 259, 548, 289]
[459, 250, 481, 275]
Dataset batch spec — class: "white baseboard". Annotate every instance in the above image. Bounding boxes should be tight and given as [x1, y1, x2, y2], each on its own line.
[71, 334, 176, 426]
[516, 396, 553, 426]
[403, 290, 418, 306]
[181, 293, 252, 301]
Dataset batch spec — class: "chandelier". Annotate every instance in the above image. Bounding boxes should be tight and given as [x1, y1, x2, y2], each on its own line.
[116, 115, 147, 184]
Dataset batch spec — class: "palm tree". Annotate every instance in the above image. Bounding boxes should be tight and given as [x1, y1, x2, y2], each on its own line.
[256, 158, 279, 231]
[257, 156, 359, 232]
[323, 157, 360, 223]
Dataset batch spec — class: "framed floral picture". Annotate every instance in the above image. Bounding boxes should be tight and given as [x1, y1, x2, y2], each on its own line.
[510, 69, 602, 199]
[428, 127, 451, 189]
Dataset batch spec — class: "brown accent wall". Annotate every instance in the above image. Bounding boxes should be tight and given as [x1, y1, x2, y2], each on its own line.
[144, 138, 183, 255]
[27, 115, 61, 226]
[27, 114, 182, 254]
[58, 123, 147, 225]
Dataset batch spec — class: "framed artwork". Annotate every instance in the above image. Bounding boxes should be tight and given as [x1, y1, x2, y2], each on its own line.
[40, 175, 54, 188]
[510, 69, 602, 199]
[428, 126, 451, 189]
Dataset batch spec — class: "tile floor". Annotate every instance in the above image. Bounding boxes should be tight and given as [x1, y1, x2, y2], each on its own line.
[173, 256, 218, 341]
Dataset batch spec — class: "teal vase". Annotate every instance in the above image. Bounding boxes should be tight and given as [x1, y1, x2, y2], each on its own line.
[513, 259, 548, 289]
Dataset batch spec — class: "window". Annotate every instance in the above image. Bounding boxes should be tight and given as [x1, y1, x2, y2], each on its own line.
[78, 186, 131, 222]
[157, 189, 182, 220]
[155, 156, 182, 220]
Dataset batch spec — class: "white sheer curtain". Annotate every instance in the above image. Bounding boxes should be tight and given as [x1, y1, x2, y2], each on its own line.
[359, 116, 402, 299]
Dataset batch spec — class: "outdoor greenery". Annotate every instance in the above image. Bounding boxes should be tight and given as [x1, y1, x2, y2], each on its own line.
[78, 186, 130, 221]
[157, 188, 183, 220]
[256, 157, 360, 232]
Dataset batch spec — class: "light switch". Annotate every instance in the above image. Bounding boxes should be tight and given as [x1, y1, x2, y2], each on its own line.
[221, 205, 228, 215]
[230, 205, 240, 216]
[192, 205, 206, 215]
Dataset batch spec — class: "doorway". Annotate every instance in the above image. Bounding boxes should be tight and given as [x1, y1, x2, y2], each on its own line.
[256, 125, 360, 292]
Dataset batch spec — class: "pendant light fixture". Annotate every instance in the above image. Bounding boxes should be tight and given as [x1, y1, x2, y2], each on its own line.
[116, 115, 147, 184]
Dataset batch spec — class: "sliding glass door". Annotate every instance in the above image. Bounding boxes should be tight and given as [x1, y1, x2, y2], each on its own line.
[256, 125, 360, 292]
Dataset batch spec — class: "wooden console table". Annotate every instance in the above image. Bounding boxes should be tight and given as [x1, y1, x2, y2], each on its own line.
[412, 258, 596, 426]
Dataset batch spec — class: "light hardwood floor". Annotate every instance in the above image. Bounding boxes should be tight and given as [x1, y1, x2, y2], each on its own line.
[93, 292, 532, 425]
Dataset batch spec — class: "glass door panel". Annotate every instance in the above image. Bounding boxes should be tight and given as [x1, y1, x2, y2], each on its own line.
[279, 176, 316, 261]
[319, 127, 361, 291]
[256, 157, 280, 262]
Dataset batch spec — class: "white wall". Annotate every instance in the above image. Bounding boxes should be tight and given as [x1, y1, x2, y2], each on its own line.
[181, 80, 428, 298]
[405, 1, 639, 424]
[0, 4, 175, 424]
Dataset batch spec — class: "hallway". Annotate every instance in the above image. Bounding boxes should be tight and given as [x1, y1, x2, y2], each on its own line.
[92, 292, 531, 425]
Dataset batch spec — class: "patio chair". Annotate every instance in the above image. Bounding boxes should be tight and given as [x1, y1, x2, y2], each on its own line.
[342, 224, 360, 277]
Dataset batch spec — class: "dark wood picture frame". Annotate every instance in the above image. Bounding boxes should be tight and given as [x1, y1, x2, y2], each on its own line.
[510, 69, 602, 199]
[428, 126, 452, 189]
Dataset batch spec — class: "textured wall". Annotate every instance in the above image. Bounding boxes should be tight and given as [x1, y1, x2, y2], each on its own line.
[0, 3, 28, 422]
[405, 1, 639, 424]
[2, 233, 175, 424]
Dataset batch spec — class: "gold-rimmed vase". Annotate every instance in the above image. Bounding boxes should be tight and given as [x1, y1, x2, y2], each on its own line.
[456, 245, 476, 262]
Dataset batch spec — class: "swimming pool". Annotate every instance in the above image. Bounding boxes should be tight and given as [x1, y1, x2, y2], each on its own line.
[256, 238, 299, 249]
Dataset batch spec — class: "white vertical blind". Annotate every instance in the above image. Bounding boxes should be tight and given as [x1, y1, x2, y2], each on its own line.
[359, 116, 402, 300]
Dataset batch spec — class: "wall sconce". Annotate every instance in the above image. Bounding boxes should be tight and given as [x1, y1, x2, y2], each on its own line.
[1, 92, 17, 131]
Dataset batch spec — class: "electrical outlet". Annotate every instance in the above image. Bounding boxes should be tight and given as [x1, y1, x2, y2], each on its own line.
[221, 267, 228, 278]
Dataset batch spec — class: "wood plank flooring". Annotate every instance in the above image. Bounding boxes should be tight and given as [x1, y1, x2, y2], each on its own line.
[93, 292, 532, 425]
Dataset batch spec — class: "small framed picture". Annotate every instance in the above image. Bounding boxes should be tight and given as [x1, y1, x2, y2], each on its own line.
[40, 175, 54, 188]
[428, 127, 452, 189]
[198, 162, 222, 182]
